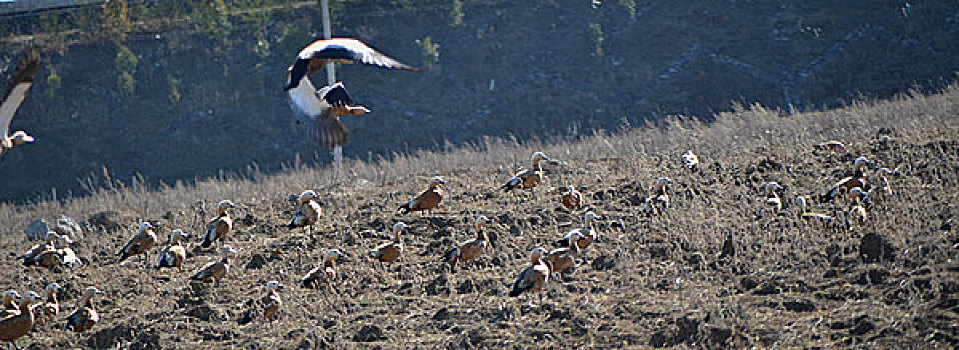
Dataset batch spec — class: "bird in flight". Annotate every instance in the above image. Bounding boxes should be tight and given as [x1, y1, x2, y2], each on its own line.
[284, 38, 421, 91]
[1, 49, 40, 159]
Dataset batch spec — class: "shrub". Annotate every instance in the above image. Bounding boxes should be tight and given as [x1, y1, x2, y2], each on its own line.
[118, 71, 135, 98]
[418, 36, 440, 68]
[619, 0, 637, 18]
[103, 0, 132, 41]
[588, 22, 604, 57]
[46, 68, 62, 98]
[115, 45, 138, 97]
[451, 0, 465, 26]
[167, 74, 182, 103]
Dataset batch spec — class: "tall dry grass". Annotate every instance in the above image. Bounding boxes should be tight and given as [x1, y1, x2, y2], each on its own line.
[2, 84, 954, 231]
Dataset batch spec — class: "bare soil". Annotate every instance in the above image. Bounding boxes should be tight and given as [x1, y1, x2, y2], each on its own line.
[1, 88, 958, 348]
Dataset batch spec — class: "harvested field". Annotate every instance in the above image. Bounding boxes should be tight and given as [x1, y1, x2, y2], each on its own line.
[1, 87, 957, 348]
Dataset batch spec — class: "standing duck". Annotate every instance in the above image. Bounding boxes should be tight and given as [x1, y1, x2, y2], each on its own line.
[260, 281, 284, 322]
[398, 177, 446, 214]
[682, 150, 699, 171]
[643, 177, 674, 216]
[0, 50, 40, 159]
[202, 200, 237, 249]
[302, 248, 345, 290]
[442, 216, 491, 272]
[555, 211, 601, 261]
[370, 222, 407, 271]
[0, 291, 42, 348]
[32, 283, 61, 326]
[823, 157, 870, 202]
[65, 287, 104, 333]
[157, 229, 188, 270]
[118, 222, 158, 265]
[287, 190, 323, 233]
[239, 281, 285, 325]
[546, 233, 583, 276]
[191, 245, 237, 288]
[763, 182, 783, 217]
[561, 186, 583, 211]
[508, 248, 551, 306]
[285, 38, 421, 91]
[501, 152, 550, 193]
[814, 140, 846, 153]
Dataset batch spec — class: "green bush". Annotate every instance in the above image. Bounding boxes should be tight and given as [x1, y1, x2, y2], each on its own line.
[418, 36, 440, 68]
[115, 45, 138, 98]
[118, 71, 136, 97]
[451, 0, 465, 26]
[46, 69, 62, 98]
[167, 74, 182, 103]
[115, 45, 138, 73]
[619, 0, 637, 19]
[588, 22, 604, 57]
[103, 0, 132, 41]
[196, 0, 232, 51]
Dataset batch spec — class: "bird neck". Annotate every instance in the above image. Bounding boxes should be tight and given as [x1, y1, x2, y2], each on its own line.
[474, 228, 487, 241]
[18, 299, 33, 314]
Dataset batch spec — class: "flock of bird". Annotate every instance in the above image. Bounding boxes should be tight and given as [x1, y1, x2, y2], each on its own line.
[0, 36, 900, 348]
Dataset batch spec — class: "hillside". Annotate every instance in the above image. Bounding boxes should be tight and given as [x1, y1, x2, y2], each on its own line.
[1, 0, 959, 201]
[0, 86, 956, 348]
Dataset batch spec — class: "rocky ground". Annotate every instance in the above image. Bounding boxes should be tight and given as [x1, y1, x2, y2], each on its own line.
[0, 88, 957, 348]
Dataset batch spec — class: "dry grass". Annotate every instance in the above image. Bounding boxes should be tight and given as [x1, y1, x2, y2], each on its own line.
[1, 86, 957, 348]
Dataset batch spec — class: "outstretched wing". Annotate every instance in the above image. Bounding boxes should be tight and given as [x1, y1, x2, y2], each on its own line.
[320, 82, 355, 107]
[1, 50, 40, 137]
[289, 77, 349, 150]
[299, 38, 422, 72]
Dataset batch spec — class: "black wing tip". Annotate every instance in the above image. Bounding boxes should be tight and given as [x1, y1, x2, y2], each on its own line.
[323, 83, 355, 106]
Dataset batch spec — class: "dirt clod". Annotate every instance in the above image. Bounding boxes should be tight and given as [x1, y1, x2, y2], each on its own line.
[860, 233, 895, 263]
[353, 325, 386, 342]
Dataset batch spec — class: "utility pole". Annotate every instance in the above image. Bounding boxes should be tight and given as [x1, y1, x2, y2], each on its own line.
[320, 0, 342, 168]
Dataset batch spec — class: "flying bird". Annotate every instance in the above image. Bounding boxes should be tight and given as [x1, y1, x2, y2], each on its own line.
[0, 50, 40, 159]
[288, 78, 371, 165]
[285, 38, 421, 91]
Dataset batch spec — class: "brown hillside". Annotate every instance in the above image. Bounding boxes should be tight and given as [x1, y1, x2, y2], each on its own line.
[1, 0, 958, 201]
[0, 87, 957, 348]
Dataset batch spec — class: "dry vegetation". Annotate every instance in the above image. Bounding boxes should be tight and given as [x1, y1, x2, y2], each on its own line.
[1, 86, 958, 349]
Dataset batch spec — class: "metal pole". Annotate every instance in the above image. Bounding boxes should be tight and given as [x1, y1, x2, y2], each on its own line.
[321, 0, 335, 86]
